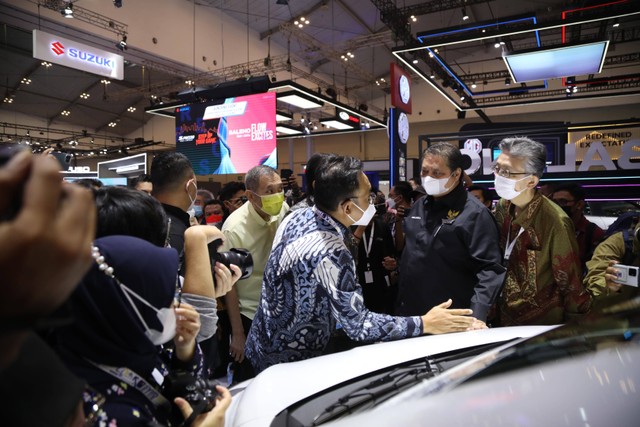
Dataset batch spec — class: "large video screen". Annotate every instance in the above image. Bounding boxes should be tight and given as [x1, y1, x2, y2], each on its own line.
[503, 40, 608, 83]
[175, 92, 276, 175]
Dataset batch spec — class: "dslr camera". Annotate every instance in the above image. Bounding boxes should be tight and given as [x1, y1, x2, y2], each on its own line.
[208, 238, 253, 279]
[162, 370, 219, 413]
[613, 264, 639, 288]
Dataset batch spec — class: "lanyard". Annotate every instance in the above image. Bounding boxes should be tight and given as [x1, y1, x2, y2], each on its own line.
[88, 360, 171, 408]
[504, 226, 525, 261]
[362, 221, 375, 259]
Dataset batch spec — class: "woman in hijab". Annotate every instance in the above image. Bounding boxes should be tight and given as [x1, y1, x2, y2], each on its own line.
[51, 235, 233, 426]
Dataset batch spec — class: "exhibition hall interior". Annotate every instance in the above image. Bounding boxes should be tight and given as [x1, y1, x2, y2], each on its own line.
[1, 0, 638, 196]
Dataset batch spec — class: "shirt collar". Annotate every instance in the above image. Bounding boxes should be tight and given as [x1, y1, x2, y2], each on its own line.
[313, 206, 349, 238]
[424, 180, 467, 212]
[247, 201, 279, 225]
[161, 203, 190, 227]
[508, 190, 543, 227]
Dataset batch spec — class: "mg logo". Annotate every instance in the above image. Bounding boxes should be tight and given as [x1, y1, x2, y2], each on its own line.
[51, 41, 65, 55]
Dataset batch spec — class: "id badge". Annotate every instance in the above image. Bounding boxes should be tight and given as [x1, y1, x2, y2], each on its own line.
[364, 270, 374, 284]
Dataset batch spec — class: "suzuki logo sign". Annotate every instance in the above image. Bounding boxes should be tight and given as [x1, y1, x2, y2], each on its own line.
[51, 41, 65, 56]
[33, 30, 123, 80]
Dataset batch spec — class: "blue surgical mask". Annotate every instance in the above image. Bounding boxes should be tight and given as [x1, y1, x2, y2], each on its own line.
[192, 205, 203, 218]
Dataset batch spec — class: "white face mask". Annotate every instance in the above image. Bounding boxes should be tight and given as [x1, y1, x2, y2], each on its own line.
[348, 201, 376, 226]
[494, 174, 531, 201]
[120, 283, 177, 345]
[386, 197, 396, 210]
[422, 174, 453, 197]
[186, 180, 197, 212]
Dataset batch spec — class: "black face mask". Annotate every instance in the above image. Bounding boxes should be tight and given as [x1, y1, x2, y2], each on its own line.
[561, 206, 573, 218]
[375, 203, 387, 216]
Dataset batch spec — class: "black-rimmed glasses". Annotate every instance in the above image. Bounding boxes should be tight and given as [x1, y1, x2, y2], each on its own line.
[492, 164, 528, 179]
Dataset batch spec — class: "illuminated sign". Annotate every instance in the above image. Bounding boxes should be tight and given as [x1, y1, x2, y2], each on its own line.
[32, 29, 124, 80]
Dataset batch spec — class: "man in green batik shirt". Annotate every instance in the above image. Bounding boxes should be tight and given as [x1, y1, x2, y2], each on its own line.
[492, 137, 591, 326]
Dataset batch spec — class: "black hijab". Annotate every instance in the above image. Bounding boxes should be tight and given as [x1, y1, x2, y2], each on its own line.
[53, 235, 179, 377]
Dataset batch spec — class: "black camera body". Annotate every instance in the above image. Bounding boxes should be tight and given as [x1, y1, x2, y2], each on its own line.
[208, 238, 253, 279]
[162, 370, 219, 413]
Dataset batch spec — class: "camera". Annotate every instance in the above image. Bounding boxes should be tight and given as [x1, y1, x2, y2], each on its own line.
[613, 264, 639, 288]
[162, 370, 219, 413]
[208, 238, 253, 279]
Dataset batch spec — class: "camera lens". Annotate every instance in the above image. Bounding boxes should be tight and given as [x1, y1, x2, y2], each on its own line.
[217, 249, 253, 279]
[630, 269, 637, 277]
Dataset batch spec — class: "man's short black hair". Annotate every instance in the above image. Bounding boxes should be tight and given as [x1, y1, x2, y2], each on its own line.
[218, 181, 246, 202]
[305, 153, 337, 196]
[392, 181, 413, 203]
[467, 184, 492, 202]
[552, 182, 586, 201]
[128, 173, 151, 188]
[95, 186, 168, 247]
[314, 156, 363, 213]
[150, 152, 194, 195]
[204, 199, 224, 209]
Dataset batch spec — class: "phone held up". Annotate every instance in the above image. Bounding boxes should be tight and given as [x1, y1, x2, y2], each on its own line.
[613, 264, 639, 288]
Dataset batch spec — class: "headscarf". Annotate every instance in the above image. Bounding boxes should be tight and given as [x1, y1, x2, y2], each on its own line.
[53, 235, 179, 377]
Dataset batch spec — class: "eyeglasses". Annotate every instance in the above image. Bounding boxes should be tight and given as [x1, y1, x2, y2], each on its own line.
[492, 164, 529, 179]
[553, 198, 576, 207]
[348, 194, 376, 205]
[229, 196, 248, 205]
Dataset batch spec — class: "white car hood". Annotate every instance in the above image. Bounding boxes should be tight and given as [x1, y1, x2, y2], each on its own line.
[225, 325, 554, 427]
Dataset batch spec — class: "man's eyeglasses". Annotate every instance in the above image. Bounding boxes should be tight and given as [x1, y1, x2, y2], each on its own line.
[348, 194, 376, 205]
[492, 164, 529, 179]
[229, 196, 248, 205]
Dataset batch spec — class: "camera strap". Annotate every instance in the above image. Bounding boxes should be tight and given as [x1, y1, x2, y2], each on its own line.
[87, 359, 171, 409]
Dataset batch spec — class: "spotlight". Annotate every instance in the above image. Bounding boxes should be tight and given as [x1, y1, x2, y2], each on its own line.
[612, 19, 619, 28]
[412, 58, 419, 64]
[61, 2, 73, 18]
[471, 81, 477, 89]
[461, 8, 469, 21]
[116, 35, 127, 51]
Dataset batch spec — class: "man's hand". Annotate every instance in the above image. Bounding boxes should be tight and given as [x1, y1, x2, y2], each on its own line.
[229, 331, 246, 363]
[421, 299, 475, 334]
[0, 152, 95, 321]
[605, 260, 623, 294]
[213, 262, 241, 298]
[382, 256, 397, 271]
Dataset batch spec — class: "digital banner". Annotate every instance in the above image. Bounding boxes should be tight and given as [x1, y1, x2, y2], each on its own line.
[175, 92, 276, 175]
[32, 29, 124, 80]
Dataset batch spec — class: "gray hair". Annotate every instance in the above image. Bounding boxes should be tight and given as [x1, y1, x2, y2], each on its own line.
[498, 137, 546, 177]
[245, 165, 278, 192]
[196, 189, 214, 202]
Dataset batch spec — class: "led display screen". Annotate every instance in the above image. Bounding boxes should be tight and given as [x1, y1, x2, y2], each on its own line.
[175, 92, 276, 175]
[503, 41, 608, 83]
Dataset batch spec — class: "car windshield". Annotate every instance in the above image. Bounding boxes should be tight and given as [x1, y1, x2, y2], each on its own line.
[272, 297, 640, 427]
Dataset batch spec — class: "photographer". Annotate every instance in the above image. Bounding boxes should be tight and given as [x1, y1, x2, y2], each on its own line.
[584, 221, 640, 309]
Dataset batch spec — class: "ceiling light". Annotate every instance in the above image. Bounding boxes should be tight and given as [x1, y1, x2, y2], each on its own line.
[80, 92, 90, 99]
[108, 122, 117, 127]
[505, 77, 511, 86]
[471, 82, 476, 88]
[185, 79, 194, 86]
[462, 8, 469, 21]
[127, 106, 136, 112]
[276, 111, 293, 122]
[276, 125, 303, 135]
[101, 79, 111, 85]
[61, 110, 71, 116]
[41, 61, 52, 68]
[412, 58, 419, 64]
[277, 91, 324, 109]
[430, 73, 435, 79]
[20, 78, 31, 85]
[612, 19, 620, 28]
[61, 2, 73, 18]
[410, 15, 417, 23]
[318, 119, 355, 130]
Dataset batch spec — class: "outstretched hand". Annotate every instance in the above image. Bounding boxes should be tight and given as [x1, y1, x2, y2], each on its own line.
[421, 299, 476, 334]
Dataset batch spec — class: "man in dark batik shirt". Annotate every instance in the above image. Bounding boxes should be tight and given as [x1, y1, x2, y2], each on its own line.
[493, 137, 592, 326]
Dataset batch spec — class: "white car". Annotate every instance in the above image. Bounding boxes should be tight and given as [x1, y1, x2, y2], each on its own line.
[225, 325, 553, 427]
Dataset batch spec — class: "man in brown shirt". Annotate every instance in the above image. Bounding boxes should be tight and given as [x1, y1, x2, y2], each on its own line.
[492, 137, 592, 326]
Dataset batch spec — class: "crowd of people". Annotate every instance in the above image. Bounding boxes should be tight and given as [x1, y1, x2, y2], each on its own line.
[1, 136, 638, 426]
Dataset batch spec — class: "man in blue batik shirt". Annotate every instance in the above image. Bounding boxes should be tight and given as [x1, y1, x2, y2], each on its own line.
[245, 156, 484, 375]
